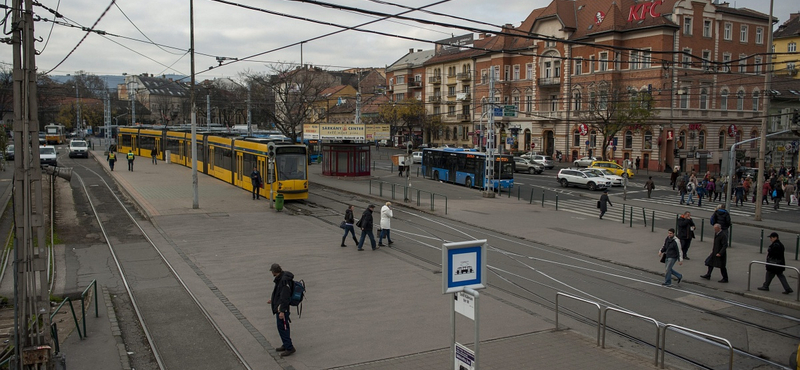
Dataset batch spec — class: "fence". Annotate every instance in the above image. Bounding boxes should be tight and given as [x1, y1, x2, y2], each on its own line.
[746, 261, 800, 301]
[369, 180, 448, 214]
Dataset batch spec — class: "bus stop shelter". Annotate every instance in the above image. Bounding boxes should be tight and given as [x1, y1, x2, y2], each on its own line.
[321, 143, 371, 177]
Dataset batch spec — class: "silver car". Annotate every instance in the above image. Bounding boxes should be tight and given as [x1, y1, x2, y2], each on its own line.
[530, 155, 555, 169]
[573, 156, 598, 167]
[513, 157, 544, 174]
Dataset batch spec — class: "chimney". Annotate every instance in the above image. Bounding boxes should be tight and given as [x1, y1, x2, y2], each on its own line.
[409, 48, 414, 53]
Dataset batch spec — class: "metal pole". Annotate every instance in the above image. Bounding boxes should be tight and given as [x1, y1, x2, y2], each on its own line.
[556, 194, 559, 210]
[754, 0, 775, 221]
[760, 229, 764, 254]
[700, 220, 705, 242]
[190, 0, 199, 209]
[629, 206, 633, 228]
[651, 211, 655, 232]
[464, 287, 480, 370]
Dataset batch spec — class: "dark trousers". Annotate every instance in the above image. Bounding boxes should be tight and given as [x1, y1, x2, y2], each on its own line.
[109, 160, 115, 171]
[128, 160, 134, 171]
[378, 229, 392, 244]
[705, 266, 728, 280]
[252, 182, 260, 199]
[679, 238, 692, 258]
[341, 225, 358, 245]
[276, 312, 294, 351]
[764, 271, 792, 292]
[152, 155, 157, 164]
[357, 229, 376, 250]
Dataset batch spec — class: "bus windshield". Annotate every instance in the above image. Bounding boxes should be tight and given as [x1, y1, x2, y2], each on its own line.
[277, 154, 307, 180]
[46, 127, 59, 134]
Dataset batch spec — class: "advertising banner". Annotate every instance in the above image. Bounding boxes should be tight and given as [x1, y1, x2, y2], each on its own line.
[320, 124, 364, 140]
[365, 124, 391, 140]
[303, 124, 320, 140]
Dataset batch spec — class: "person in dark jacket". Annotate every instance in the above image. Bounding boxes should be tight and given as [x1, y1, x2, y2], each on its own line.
[356, 204, 377, 251]
[773, 183, 784, 211]
[268, 263, 296, 357]
[757, 232, 794, 294]
[710, 204, 731, 231]
[701, 224, 728, 282]
[659, 228, 683, 286]
[250, 166, 263, 200]
[676, 211, 695, 259]
[670, 168, 680, 190]
[341, 205, 359, 247]
[599, 190, 612, 219]
[644, 177, 655, 198]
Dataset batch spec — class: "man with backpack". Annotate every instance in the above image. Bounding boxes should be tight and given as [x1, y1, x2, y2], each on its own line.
[268, 263, 296, 357]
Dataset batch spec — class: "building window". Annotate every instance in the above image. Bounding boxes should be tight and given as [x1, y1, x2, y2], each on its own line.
[599, 90, 608, 110]
[683, 16, 692, 35]
[513, 94, 521, 112]
[641, 50, 651, 69]
[644, 131, 652, 149]
[754, 56, 762, 74]
[736, 90, 744, 111]
[589, 92, 596, 110]
[395, 93, 404, 101]
[504, 65, 510, 80]
[682, 48, 692, 68]
[739, 54, 747, 73]
[720, 90, 728, 111]
[624, 130, 633, 149]
[755, 27, 763, 44]
[679, 88, 689, 109]
[750, 130, 758, 149]
[702, 50, 711, 69]
[554, 61, 561, 77]
[722, 53, 732, 72]
[574, 58, 583, 75]
[544, 61, 552, 78]
[790, 42, 797, 53]
[493, 66, 500, 80]
[630, 51, 639, 70]
[589, 56, 596, 73]
[614, 52, 621, 70]
[703, 20, 712, 37]
[723, 22, 732, 40]
[526, 63, 533, 79]
[397, 75, 405, 84]
[740, 25, 748, 43]
[699, 88, 708, 110]
[513, 65, 520, 80]
[679, 131, 686, 150]
[526, 93, 533, 112]
[573, 91, 581, 111]
[590, 130, 597, 147]
[599, 52, 608, 71]
[718, 131, 725, 149]
[550, 95, 558, 112]
[573, 130, 581, 147]
[752, 91, 759, 111]
[698, 130, 706, 149]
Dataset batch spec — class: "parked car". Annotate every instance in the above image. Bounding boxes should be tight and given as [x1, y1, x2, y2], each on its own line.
[529, 155, 555, 169]
[412, 151, 422, 164]
[583, 168, 624, 187]
[556, 168, 611, 191]
[39, 145, 57, 167]
[573, 156, 598, 167]
[588, 160, 634, 178]
[513, 157, 544, 174]
[68, 139, 89, 158]
[4, 144, 13, 160]
[520, 151, 542, 159]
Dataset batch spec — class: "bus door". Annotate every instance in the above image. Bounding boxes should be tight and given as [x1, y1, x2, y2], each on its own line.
[447, 154, 457, 183]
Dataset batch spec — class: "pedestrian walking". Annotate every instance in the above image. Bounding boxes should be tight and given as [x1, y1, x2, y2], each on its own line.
[107, 151, 117, 171]
[773, 182, 784, 210]
[678, 178, 688, 204]
[761, 181, 772, 205]
[267, 263, 296, 357]
[670, 168, 679, 190]
[398, 164, 404, 177]
[659, 228, 683, 286]
[706, 178, 716, 202]
[734, 181, 745, 206]
[341, 205, 359, 247]
[635, 156, 640, 173]
[126, 150, 135, 171]
[377, 202, 394, 247]
[710, 203, 732, 231]
[784, 182, 795, 206]
[695, 182, 705, 207]
[598, 190, 612, 219]
[687, 180, 696, 205]
[700, 224, 729, 283]
[676, 211, 695, 259]
[250, 166, 263, 200]
[757, 232, 794, 294]
[356, 205, 377, 251]
[151, 146, 158, 165]
[644, 176, 655, 198]
[713, 178, 723, 202]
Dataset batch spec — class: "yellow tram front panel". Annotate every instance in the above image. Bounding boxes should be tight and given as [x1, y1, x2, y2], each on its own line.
[272, 145, 309, 200]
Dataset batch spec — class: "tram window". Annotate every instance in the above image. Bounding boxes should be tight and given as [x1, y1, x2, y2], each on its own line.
[167, 138, 180, 154]
[140, 136, 155, 150]
[197, 143, 205, 162]
[214, 147, 232, 170]
[121, 135, 132, 147]
[243, 153, 256, 173]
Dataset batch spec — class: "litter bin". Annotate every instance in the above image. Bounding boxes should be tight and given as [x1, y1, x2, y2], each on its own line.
[275, 194, 284, 211]
[165, 150, 171, 164]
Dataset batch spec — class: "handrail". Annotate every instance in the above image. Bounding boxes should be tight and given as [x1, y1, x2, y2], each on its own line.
[555, 292, 602, 346]
[80, 279, 100, 336]
[369, 180, 448, 214]
[747, 261, 800, 301]
[50, 297, 82, 340]
[660, 324, 733, 370]
[602, 307, 660, 366]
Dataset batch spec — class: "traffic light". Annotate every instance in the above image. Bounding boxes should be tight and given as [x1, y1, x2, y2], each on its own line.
[267, 142, 275, 159]
[407, 142, 412, 155]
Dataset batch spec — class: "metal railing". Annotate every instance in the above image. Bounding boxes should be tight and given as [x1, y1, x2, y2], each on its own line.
[660, 324, 733, 370]
[369, 180, 448, 214]
[747, 261, 800, 301]
[555, 292, 602, 346]
[602, 307, 660, 366]
[50, 279, 100, 354]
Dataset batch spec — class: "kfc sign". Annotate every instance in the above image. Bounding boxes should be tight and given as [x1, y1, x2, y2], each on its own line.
[628, 0, 663, 22]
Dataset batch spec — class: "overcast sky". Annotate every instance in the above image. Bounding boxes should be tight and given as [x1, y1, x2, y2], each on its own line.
[1, 0, 796, 82]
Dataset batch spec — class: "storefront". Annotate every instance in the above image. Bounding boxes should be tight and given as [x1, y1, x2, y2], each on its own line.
[321, 143, 371, 177]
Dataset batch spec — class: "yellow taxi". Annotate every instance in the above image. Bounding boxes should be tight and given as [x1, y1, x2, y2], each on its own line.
[588, 160, 634, 178]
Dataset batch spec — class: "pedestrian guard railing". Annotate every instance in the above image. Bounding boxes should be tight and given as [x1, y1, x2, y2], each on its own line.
[554, 292, 734, 370]
[747, 261, 800, 301]
[369, 180, 447, 214]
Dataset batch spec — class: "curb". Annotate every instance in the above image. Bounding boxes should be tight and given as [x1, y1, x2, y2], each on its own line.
[103, 285, 132, 370]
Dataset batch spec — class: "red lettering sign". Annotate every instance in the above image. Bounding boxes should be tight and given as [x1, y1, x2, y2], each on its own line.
[628, 0, 663, 22]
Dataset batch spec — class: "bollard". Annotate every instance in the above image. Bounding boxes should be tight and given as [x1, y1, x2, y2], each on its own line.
[759, 229, 764, 254]
[629, 206, 633, 228]
[622, 206, 626, 224]
[445, 197, 448, 215]
[431, 193, 434, 211]
[517, 186, 521, 200]
[796, 234, 799, 261]
[379, 182, 384, 197]
[642, 208, 647, 227]
[391, 184, 396, 200]
[369, 180, 373, 195]
[651, 211, 655, 232]
[541, 191, 545, 207]
[700, 220, 704, 242]
[529, 188, 534, 204]
[728, 224, 733, 248]
[556, 194, 559, 210]
[417, 190, 421, 207]
[508, 186, 511, 198]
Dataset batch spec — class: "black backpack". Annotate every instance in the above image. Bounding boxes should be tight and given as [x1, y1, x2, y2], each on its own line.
[289, 279, 306, 317]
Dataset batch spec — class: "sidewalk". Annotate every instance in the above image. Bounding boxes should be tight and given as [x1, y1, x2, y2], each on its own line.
[55, 149, 666, 370]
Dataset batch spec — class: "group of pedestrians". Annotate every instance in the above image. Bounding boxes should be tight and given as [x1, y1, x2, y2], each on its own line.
[341, 202, 394, 251]
[677, 171, 725, 207]
[106, 146, 160, 172]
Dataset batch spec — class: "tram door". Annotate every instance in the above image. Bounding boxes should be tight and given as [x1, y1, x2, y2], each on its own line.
[154, 138, 162, 160]
[257, 157, 267, 198]
[235, 152, 244, 188]
[131, 135, 138, 156]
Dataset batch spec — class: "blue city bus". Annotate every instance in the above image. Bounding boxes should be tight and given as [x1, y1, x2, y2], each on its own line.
[299, 138, 322, 163]
[421, 148, 514, 190]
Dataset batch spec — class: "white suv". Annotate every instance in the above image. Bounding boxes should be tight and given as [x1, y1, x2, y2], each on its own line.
[556, 168, 611, 191]
[39, 146, 57, 167]
[69, 140, 89, 158]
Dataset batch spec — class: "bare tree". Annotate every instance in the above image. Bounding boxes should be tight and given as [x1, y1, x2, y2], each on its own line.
[379, 97, 442, 146]
[579, 84, 657, 160]
[244, 63, 337, 141]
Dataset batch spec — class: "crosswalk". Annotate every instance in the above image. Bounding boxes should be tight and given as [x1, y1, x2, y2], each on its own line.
[637, 193, 798, 217]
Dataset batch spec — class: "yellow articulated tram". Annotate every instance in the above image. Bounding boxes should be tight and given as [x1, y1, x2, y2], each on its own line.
[117, 127, 308, 200]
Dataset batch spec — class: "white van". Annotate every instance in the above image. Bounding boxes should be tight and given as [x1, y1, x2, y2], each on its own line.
[39, 146, 57, 167]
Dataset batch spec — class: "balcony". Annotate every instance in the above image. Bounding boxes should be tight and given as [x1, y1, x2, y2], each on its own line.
[446, 113, 457, 118]
[428, 96, 442, 103]
[456, 93, 470, 101]
[538, 77, 561, 86]
[428, 76, 442, 84]
[456, 114, 470, 122]
[457, 72, 472, 81]
[408, 80, 423, 89]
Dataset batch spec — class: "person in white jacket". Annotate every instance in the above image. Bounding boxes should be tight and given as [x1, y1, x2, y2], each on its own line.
[378, 201, 394, 246]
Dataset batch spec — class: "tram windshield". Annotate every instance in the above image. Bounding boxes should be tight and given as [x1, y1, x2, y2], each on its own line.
[277, 154, 307, 180]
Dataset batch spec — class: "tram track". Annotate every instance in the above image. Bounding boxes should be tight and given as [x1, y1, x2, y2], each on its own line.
[306, 186, 795, 369]
[72, 165, 251, 370]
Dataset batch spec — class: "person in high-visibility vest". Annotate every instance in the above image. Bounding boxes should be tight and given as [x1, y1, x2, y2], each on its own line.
[127, 150, 135, 171]
[107, 151, 117, 171]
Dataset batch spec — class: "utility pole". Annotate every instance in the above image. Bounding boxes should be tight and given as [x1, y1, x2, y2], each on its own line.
[11, 0, 53, 368]
[129, 80, 137, 126]
[207, 94, 211, 127]
[247, 83, 252, 136]
[190, 0, 199, 209]
[754, 0, 775, 221]
[483, 67, 496, 198]
[104, 89, 110, 145]
[75, 81, 81, 136]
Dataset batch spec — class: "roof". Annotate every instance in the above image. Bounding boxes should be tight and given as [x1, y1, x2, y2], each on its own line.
[137, 75, 188, 97]
[774, 13, 800, 39]
[386, 49, 436, 72]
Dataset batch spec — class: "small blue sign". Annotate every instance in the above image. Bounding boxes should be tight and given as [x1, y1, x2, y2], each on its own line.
[442, 240, 487, 294]
[493, 107, 503, 117]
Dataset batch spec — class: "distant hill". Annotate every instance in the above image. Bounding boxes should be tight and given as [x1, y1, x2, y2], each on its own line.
[48, 74, 187, 90]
